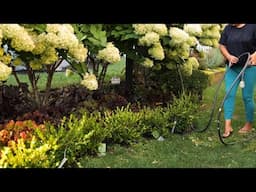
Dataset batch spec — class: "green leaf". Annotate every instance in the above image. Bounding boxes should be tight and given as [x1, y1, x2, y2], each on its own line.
[161, 36, 172, 46]
[88, 37, 102, 47]
[121, 33, 139, 41]
[80, 35, 87, 41]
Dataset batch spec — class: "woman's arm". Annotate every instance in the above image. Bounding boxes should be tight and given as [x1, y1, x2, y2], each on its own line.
[250, 51, 256, 65]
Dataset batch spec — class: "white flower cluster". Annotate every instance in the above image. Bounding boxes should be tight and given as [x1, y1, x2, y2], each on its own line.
[68, 43, 88, 63]
[133, 24, 167, 66]
[40, 47, 59, 65]
[181, 61, 193, 76]
[169, 27, 190, 44]
[46, 24, 62, 34]
[167, 26, 201, 75]
[151, 24, 168, 36]
[183, 24, 202, 37]
[0, 48, 12, 65]
[198, 24, 221, 48]
[141, 58, 154, 68]
[29, 46, 59, 68]
[0, 24, 35, 52]
[29, 59, 43, 70]
[167, 42, 191, 60]
[133, 24, 152, 35]
[97, 42, 121, 64]
[186, 56, 200, 70]
[45, 24, 79, 50]
[43, 24, 87, 62]
[0, 24, 88, 68]
[178, 56, 200, 76]
[148, 43, 164, 60]
[138, 32, 160, 47]
[133, 24, 168, 36]
[81, 73, 98, 90]
[0, 61, 12, 81]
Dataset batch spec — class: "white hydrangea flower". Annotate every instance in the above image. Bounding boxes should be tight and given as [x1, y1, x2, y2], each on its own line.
[81, 73, 98, 90]
[56, 26, 79, 49]
[138, 32, 160, 47]
[46, 24, 62, 34]
[12, 57, 23, 66]
[203, 29, 220, 39]
[169, 27, 189, 44]
[97, 42, 121, 64]
[40, 47, 58, 65]
[133, 24, 167, 36]
[11, 35, 35, 52]
[0, 61, 12, 81]
[0, 54, 12, 65]
[148, 43, 165, 60]
[68, 43, 88, 63]
[32, 34, 47, 55]
[178, 43, 191, 59]
[200, 24, 214, 30]
[29, 59, 43, 70]
[187, 36, 198, 47]
[133, 24, 153, 35]
[0, 24, 21, 38]
[63, 24, 74, 33]
[151, 24, 168, 36]
[44, 25, 79, 50]
[181, 61, 193, 76]
[199, 38, 213, 47]
[0, 24, 35, 52]
[141, 58, 154, 68]
[187, 57, 199, 70]
[183, 24, 202, 37]
[166, 49, 178, 59]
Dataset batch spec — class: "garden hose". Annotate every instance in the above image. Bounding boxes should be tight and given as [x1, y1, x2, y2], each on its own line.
[216, 52, 256, 145]
[194, 67, 226, 133]
[193, 52, 256, 145]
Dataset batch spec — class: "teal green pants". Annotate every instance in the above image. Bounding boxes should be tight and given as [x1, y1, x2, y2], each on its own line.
[224, 66, 256, 122]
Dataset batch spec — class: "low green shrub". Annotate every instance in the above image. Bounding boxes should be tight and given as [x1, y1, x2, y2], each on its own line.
[166, 93, 199, 134]
[103, 105, 144, 145]
[140, 106, 170, 139]
[50, 113, 108, 167]
[0, 136, 58, 168]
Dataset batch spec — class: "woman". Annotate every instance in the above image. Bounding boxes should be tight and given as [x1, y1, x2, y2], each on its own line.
[219, 24, 256, 138]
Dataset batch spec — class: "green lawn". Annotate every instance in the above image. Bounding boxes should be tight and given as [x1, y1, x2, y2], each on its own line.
[6, 72, 82, 90]
[80, 83, 256, 168]
[6, 56, 126, 90]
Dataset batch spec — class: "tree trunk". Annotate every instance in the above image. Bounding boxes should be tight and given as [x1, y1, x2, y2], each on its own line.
[125, 57, 134, 102]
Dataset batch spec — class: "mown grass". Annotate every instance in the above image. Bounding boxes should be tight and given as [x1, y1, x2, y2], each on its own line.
[6, 56, 126, 90]
[6, 72, 81, 90]
[80, 83, 256, 168]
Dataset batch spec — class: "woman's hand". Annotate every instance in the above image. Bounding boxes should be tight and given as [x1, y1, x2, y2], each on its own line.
[250, 52, 256, 65]
[227, 54, 239, 65]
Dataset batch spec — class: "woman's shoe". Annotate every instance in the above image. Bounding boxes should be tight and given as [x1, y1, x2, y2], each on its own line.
[238, 128, 253, 134]
[222, 130, 233, 138]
